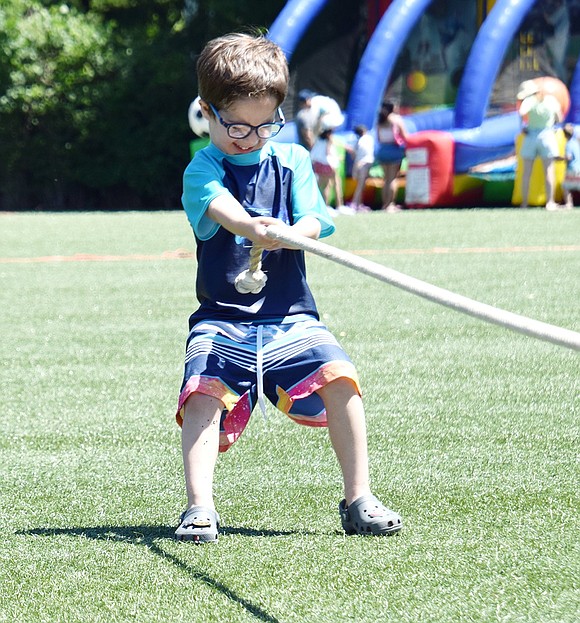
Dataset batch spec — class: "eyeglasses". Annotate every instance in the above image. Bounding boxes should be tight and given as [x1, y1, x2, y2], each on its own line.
[208, 103, 285, 139]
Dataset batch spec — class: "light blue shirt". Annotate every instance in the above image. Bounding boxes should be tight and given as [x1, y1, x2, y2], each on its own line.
[565, 136, 580, 175]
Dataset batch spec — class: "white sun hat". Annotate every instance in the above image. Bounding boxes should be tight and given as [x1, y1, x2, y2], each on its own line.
[517, 80, 539, 101]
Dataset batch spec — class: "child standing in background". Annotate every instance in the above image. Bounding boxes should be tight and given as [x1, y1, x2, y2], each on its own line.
[347, 124, 375, 212]
[310, 125, 346, 212]
[562, 123, 580, 209]
[516, 80, 563, 210]
[376, 101, 408, 212]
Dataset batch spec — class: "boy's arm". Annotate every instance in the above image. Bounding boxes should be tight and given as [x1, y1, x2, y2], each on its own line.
[207, 195, 322, 251]
[206, 194, 289, 251]
[290, 215, 321, 240]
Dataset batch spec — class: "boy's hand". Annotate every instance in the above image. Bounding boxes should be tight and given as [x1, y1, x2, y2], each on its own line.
[207, 195, 320, 250]
[253, 216, 321, 251]
[247, 217, 287, 250]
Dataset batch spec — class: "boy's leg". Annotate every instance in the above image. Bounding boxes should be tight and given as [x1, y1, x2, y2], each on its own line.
[181, 392, 223, 509]
[317, 377, 403, 535]
[317, 377, 370, 505]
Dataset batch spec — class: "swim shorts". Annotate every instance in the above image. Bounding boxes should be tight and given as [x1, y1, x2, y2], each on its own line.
[521, 128, 560, 160]
[176, 316, 360, 451]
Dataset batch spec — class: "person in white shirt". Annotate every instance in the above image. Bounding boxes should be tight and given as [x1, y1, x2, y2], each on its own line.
[310, 124, 345, 210]
[296, 89, 344, 150]
[347, 125, 375, 212]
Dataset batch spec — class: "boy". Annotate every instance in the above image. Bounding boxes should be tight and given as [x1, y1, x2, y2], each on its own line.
[175, 33, 402, 542]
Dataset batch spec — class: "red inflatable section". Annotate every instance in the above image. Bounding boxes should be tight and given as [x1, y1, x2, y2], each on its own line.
[404, 131, 455, 208]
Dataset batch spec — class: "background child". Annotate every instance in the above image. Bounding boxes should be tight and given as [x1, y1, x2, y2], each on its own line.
[347, 124, 375, 213]
[562, 123, 580, 209]
[376, 101, 408, 212]
[295, 89, 344, 151]
[516, 80, 563, 210]
[176, 33, 402, 543]
[310, 124, 346, 212]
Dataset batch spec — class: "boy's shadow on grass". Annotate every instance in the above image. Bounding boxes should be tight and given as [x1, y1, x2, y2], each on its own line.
[20, 523, 316, 623]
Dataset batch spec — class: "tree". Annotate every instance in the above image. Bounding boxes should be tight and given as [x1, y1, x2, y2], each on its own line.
[0, 0, 286, 209]
[0, 2, 121, 208]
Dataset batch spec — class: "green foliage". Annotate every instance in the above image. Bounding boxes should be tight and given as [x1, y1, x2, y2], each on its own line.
[2, 6, 112, 121]
[0, 2, 119, 208]
[0, 0, 286, 210]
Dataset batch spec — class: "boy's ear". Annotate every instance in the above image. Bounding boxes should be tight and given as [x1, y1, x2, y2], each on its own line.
[199, 99, 212, 120]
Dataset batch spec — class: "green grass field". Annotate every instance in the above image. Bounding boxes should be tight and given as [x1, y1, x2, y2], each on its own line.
[1, 209, 578, 622]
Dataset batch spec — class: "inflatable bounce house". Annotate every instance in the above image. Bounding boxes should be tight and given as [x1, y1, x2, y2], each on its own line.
[266, 0, 580, 208]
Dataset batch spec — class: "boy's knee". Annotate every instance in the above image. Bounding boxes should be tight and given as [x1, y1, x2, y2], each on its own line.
[317, 376, 359, 399]
[183, 392, 224, 418]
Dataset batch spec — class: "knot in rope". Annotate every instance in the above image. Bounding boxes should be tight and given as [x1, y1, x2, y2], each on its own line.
[234, 244, 267, 294]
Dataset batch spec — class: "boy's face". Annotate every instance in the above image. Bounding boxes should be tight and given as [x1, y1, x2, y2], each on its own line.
[200, 96, 280, 155]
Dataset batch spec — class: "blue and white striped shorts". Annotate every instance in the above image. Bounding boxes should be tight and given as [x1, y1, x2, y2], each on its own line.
[176, 315, 360, 451]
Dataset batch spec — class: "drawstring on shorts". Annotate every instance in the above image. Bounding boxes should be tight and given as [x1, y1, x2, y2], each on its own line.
[256, 324, 267, 419]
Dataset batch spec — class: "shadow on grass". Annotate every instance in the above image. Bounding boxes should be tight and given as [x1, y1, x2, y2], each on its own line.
[19, 523, 314, 623]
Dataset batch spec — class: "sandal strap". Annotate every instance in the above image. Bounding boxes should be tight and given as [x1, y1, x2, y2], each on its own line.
[175, 505, 220, 543]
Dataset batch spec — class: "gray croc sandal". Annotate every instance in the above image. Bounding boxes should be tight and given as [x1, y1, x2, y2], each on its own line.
[339, 494, 402, 536]
[175, 505, 220, 543]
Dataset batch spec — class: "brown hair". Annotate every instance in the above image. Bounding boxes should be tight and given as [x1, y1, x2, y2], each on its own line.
[196, 33, 289, 112]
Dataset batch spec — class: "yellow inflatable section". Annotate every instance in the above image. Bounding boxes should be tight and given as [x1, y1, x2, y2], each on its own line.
[512, 129, 567, 206]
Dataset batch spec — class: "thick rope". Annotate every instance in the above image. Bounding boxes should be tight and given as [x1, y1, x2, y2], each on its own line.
[234, 244, 267, 294]
[265, 225, 580, 352]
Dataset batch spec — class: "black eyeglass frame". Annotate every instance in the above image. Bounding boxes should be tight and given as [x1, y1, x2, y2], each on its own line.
[208, 103, 285, 139]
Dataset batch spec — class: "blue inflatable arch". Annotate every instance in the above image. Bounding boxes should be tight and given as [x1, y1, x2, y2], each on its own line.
[345, 0, 434, 130]
[268, 0, 329, 61]
[269, 0, 580, 133]
[347, 0, 540, 132]
[454, 0, 537, 129]
[567, 57, 580, 124]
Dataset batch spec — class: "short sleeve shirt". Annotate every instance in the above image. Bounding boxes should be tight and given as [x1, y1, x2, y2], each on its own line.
[182, 141, 335, 325]
[566, 137, 580, 175]
[520, 95, 561, 130]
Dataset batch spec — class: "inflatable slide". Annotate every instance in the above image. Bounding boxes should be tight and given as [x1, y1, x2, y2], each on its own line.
[269, 0, 580, 206]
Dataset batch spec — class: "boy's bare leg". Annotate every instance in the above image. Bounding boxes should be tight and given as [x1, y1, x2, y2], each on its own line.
[181, 393, 223, 509]
[317, 378, 371, 505]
